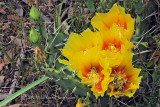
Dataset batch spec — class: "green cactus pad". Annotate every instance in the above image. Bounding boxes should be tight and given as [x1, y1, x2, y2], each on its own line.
[43, 67, 94, 98]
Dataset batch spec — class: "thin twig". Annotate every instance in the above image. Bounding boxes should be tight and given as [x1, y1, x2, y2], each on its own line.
[149, 46, 160, 60]
[112, 97, 131, 107]
[134, 50, 153, 56]
[135, 25, 157, 49]
[141, 11, 158, 22]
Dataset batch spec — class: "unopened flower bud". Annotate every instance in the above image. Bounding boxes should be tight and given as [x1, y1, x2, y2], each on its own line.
[29, 5, 41, 20]
[29, 29, 40, 43]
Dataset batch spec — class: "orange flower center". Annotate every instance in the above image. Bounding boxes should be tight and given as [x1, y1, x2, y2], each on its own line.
[116, 18, 127, 29]
[111, 72, 127, 92]
[87, 67, 101, 85]
[103, 43, 121, 53]
[108, 44, 118, 53]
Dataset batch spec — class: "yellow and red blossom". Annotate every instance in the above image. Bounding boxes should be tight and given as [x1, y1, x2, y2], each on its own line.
[60, 28, 100, 60]
[59, 28, 100, 70]
[59, 4, 142, 99]
[107, 53, 142, 98]
[99, 26, 134, 52]
[71, 48, 111, 98]
[59, 29, 111, 98]
[98, 26, 134, 67]
[91, 4, 135, 40]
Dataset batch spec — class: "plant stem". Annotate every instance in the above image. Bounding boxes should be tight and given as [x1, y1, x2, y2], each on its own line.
[0, 76, 49, 107]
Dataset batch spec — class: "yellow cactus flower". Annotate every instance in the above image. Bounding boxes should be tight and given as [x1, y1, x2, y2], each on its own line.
[98, 27, 134, 67]
[107, 53, 142, 98]
[59, 4, 142, 99]
[59, 28, 100, 69]
[72, 48, 112, 98]
[76, 101, 83, 107]
[91, 4, 135, 40]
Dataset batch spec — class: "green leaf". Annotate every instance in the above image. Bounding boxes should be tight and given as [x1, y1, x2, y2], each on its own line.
[53, 33, 68, 45]
[134, 2, 143, 14]
[100, 96, 109, 107]
[143, 72, 148, 79]
[147, 61, 153, 68]
[48, 33, 68, 48]
[131, 36, 139, 42]
[101, 1, 107, 8]
[140, 42, 148, 48]
[31, 42, 42, 49]
[153, 35, 158, 38]
[0, 45, 12, 62]
[158, 60, 160, 67]
[40, 24, 46, 38]
[135, 27, 140, 36]
[85, 0, 95, 13]
[156, 75, 160, 85]
[143, 97, 148, 103]
[108, 0, 116, 8]
[152, 70, 156, 80]
[46, 33, 68, 69]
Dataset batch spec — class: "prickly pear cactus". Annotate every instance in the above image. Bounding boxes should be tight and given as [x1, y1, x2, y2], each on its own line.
[43, 66, 94, 98]
[46, 33, 68, 69]
[29, 5, 94, 100]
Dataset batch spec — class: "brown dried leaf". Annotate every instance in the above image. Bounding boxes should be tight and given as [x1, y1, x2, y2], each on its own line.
[0, 8, 6, 14]
[149, 51, 160, 59]
[0, 63, 5, 71]
[0, 76, 4, 81]
[4, 50, 13, 63]
[16, 6, 23, 17]
[0, 76, 4, 86]
[27, 0, 37, 6]
[154, 51, 160, 56]
[10, 36, 25, 47]
[0, 93, 10, 100]
[47, 0, 53, 8]
[0, 50, 14, 71]
[7, 15, 19, 21]
[8, 104, 29, 107]
[153, 56, 159, 64]
[2, 22, 10, 30]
